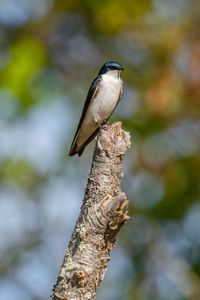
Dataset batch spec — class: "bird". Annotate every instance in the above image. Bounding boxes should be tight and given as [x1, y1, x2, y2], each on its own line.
[69, 61, 124, 156]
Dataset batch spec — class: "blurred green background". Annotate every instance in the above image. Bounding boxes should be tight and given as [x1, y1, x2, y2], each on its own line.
[0, 0, 200, 299]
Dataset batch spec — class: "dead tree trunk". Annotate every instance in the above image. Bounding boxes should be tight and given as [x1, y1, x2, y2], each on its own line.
[52, 122, 131, 300]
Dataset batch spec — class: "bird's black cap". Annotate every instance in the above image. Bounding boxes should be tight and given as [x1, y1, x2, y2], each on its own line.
[98, 61, 124, 75]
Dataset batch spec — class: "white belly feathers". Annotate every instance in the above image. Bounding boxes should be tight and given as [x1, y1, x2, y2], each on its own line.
[89, 73, 122, 123]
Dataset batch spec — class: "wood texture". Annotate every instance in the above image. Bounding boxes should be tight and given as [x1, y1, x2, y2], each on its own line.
[52, 122, 131, 300]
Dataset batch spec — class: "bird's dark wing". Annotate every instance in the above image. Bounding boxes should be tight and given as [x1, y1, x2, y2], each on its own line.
[69, 76, 101, 156]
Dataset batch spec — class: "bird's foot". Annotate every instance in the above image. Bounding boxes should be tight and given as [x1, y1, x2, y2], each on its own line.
[95, 119, 102, 128]
[95, 119, 108, 130]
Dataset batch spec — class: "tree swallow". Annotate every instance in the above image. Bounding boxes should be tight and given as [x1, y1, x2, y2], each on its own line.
[69, 61, 124, 156]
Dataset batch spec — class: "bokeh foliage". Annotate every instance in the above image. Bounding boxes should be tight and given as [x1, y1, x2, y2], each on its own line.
[0, 0, 200, 299]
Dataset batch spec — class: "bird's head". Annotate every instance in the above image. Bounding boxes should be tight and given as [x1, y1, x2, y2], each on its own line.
[98, 61, 124, 75]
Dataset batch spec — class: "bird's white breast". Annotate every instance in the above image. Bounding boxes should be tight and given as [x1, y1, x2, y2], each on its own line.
[89, 72, 122, 123]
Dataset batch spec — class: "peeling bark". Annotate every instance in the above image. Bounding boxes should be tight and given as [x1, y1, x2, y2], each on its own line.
[51, 122, 131, 300]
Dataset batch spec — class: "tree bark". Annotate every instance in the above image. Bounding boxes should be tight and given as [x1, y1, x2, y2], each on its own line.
[51, 122, 131, 300]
